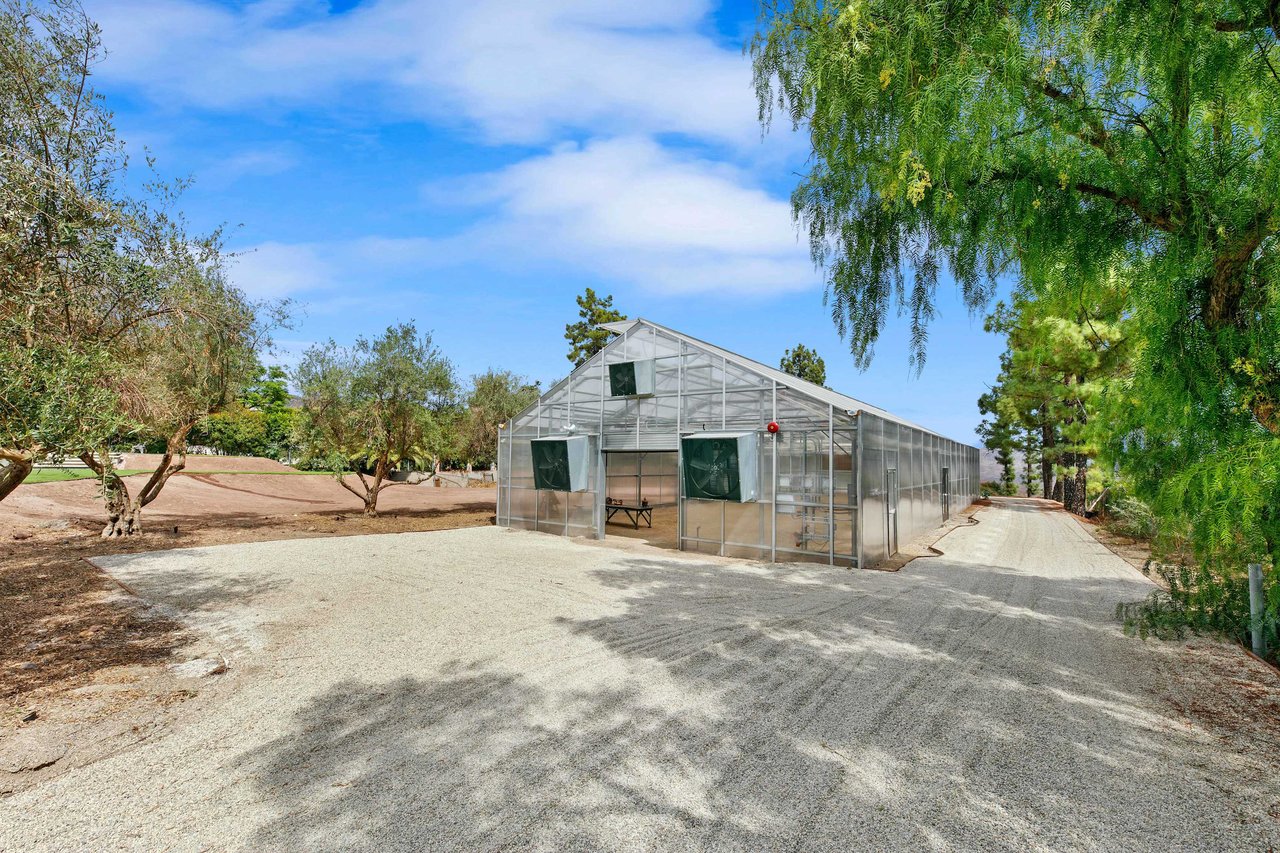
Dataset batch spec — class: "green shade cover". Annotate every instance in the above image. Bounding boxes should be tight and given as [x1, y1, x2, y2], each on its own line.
[608, 361, 638, 396]
[682, 436, 741, 501]
[531, 439, 572, 491]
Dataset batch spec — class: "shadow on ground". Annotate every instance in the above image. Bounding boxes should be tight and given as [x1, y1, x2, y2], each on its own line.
[241, 544, 1278, 850]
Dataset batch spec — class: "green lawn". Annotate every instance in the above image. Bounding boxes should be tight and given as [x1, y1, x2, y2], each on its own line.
[23, 466, 328, 484]
[24, 468, 147, 484]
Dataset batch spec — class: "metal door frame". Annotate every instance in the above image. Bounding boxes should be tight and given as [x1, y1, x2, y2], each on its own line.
[884, 462, 899, 556]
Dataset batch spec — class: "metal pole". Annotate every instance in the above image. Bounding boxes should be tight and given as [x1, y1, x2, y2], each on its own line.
[828, 404, 835, 566]
[534, 399, 541, 530]
[855, 413, 863, 570]
[595, 436, 606, 540]
[496, 425, 503, 526]
[676, 342, 684, 550]
[721, 356, 727, 429]
[599, 345, 606, 537]
[770, 380, 777, 564]
[1249, 563, 1266, 657]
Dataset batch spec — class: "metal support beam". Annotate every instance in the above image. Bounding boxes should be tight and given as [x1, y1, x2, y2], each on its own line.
[855, 413, 864, 570]
[770, 380, 777, 564]
[828, 404, 835, 566]
[676, 341, 684, 549]
[1250, 563, 1266, 657]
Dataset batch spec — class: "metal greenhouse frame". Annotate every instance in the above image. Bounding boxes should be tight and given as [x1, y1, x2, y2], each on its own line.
[496, 319, 980, 568]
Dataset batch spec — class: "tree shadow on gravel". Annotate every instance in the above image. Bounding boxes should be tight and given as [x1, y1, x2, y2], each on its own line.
[242, 554, 1280, 851]
[90, 553, 287, 614]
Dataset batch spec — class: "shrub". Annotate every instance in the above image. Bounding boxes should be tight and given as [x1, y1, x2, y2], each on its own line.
[980, 480, 1016, 497]
[1102, 496, 1157, 541]
[1117, 562, 1280, 664]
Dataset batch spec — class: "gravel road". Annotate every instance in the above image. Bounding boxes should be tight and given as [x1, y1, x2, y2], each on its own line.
[2, 500, 1277, 851]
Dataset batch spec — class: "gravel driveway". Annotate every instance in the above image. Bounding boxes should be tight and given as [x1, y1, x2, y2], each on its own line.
[3, 500, 1278, 851]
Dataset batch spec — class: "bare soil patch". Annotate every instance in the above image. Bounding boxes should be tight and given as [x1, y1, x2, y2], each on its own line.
[1, 473, 495, 703]
[118, 453, 300, 474]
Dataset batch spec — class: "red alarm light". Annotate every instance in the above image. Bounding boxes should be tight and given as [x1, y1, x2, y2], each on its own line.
[766, 421, 780, 434]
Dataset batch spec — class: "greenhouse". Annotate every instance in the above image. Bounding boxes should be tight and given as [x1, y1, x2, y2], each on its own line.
[496, 319, 980, 568]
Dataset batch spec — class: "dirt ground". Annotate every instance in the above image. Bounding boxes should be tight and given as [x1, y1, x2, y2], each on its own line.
[1, 464, 496, 706]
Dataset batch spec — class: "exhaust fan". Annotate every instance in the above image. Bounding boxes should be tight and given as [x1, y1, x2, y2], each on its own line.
[608, 359, 656, 397]
[681, 432, 758, 502]
[530, 436, 591, 492]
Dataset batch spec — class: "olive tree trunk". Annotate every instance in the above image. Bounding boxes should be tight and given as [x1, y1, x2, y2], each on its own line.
[0, 449, 37, 502]
[338, 455, 406, 517]
[80, 426, 190, 537]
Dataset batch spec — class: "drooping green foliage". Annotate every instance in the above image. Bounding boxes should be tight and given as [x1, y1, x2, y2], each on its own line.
[779, 343, 827, 386]
[754, 0, 1280, 652]
[565, 288, 625, 367]
[753, 0, 1279, 376]
[293, 323, 457, 516]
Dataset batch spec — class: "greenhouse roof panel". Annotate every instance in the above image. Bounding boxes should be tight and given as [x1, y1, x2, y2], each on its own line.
[626, 319, 936, 435]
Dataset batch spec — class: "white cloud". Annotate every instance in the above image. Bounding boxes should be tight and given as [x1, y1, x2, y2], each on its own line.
[228, 242, 333, 299]
[214, 146, 299, 181]
[88, 0, 760, 146]
[234, 138, 815, 296]
[450, 137, 815, 293]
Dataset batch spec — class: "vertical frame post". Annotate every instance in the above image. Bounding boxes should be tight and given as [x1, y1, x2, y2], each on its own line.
[855, 412, 864, 570]
[770, 380, 777, 564]
[534, 398, 541, 530]
[495, 425, 503, 526]
[721, 356, 727, 429]
[676, 341, 684, 550]
[595, 436, 606, 539]
[1250, 563, 1266, 657]
[828, 403, 835, 566]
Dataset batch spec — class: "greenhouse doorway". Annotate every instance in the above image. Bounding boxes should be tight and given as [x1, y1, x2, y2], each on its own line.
[603, 451, 678, 549]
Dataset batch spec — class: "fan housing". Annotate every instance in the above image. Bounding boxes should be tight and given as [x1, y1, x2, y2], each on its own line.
[531, 436, 591, 492]
[681, 432, 758, 502]
[608, 359, 656, 397]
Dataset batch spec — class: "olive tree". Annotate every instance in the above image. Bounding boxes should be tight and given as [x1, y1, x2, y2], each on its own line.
[294, 323, 457, 516]
[0, 0, 276, 530]
[455, 370, 539, 468]
[76, 250, 270, 536]
[0, 0, 132, 497]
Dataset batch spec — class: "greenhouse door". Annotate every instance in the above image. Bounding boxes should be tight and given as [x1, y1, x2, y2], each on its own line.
[885, 465, 899, 555]
[941, 467, 951, 521]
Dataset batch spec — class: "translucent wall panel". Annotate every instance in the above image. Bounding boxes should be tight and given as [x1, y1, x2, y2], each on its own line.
[855, 412, 981, 567]
[500, 431, 602, 538]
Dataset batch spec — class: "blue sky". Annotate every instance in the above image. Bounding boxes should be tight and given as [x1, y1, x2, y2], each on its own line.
[89, 0, 1005, 443]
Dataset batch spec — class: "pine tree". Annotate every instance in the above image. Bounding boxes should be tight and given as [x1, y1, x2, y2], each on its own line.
[977, 384, 1018, 495]
[564, 289, 626, 367]
[780, 343, 827, 386]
